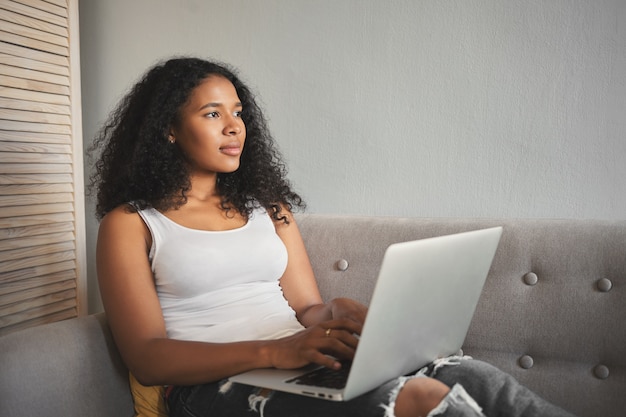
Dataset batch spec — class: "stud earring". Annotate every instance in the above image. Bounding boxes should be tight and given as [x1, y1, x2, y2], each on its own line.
[168, 136, 175, 144]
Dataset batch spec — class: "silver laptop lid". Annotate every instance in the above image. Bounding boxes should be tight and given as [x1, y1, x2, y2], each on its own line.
[342, 226, 502, 400]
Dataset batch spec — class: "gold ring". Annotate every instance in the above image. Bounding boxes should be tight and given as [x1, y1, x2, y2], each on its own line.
[325, 328, 332, 337]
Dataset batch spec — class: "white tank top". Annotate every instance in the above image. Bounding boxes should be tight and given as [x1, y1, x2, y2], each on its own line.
[137, 206, 305, 343]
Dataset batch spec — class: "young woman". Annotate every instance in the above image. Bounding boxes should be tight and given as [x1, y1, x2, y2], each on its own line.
[91, 57, 576, 417]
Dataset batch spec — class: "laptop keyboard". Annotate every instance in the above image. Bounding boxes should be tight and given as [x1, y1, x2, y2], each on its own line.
[286, 362, 351, 389]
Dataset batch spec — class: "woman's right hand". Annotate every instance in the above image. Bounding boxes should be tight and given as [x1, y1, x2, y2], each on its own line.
[265, 318, 363, 371]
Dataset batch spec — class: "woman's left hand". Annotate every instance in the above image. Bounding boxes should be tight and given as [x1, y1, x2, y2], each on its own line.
[328, 298, 368, 327]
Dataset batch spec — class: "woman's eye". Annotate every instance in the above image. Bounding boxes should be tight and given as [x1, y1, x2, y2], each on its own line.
[234, 110, 243, 118]
[205, 111, 219, 118]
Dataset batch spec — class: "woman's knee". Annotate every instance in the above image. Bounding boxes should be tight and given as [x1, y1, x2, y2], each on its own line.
[394, 377, 450, 417]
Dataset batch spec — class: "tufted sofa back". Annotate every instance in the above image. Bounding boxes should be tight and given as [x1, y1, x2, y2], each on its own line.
[1, 215, 623, 417]
[296, 214, 626, 417]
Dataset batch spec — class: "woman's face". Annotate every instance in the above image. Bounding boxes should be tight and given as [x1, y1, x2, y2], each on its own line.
[170, 75, 246, 177]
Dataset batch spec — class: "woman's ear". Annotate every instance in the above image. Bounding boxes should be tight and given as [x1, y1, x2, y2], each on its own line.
[168, 131, 176, 144]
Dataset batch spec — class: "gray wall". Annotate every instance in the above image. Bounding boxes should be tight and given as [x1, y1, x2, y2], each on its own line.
[79, 0, 626, 312]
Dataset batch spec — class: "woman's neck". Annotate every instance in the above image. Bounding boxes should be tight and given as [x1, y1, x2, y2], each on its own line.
[185, 172, 220, 202]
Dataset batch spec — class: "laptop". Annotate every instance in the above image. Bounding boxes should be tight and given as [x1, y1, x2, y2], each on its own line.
[229, 226, 503, 401]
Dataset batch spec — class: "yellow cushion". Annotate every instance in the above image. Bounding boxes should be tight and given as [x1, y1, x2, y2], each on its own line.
[129, 372, 168, 417]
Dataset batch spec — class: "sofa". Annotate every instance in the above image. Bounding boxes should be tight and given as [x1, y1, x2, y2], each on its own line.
[1, 214, 624, 417]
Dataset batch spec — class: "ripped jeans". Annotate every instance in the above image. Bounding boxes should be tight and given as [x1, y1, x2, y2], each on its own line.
[167, 357, 577, 417]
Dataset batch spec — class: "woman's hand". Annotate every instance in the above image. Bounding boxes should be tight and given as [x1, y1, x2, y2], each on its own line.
[328, 297, 368, 326]
[265, 318, 363, 371]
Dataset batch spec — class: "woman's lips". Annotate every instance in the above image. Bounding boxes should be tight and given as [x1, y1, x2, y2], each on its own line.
[220, 145, 241, 156]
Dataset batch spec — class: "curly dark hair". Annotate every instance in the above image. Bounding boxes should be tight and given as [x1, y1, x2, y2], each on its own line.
[88, 57, 304, 223]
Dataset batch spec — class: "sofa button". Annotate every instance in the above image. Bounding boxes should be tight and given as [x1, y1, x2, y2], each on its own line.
[336, 259, 349, 271]
[519, 355, 534, 369]
[523, 272, 538, 286]
[593, 364, 610, 379]
[596, 278, 613, 293]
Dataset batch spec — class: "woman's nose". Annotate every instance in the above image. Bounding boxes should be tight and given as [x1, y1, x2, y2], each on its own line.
[224, 117, 242, 135]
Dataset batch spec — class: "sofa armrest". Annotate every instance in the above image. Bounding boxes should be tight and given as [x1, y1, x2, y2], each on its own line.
[0, 313, 133, 417]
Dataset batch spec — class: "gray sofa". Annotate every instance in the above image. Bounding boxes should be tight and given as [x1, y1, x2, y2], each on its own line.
[1, 214, 624, 417]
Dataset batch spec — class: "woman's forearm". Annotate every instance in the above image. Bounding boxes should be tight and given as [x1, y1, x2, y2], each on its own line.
[129, 338, 273, 386]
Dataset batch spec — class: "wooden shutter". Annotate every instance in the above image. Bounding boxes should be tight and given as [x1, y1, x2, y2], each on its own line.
[0, 0, 86, 335]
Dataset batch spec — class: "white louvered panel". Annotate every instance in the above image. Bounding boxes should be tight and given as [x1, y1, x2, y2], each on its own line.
[0, 18, 68, 48]
[0, 249, 76, 278]
[42, 0, 67, 9]
[0, 108, 71, 125]
[0, 308, 76, 336]
[0, 52, 69, 76]
[0, 192, 74, 208]
[0, 162, 72, 174]
[0, 7, 67, 37]
[0, 288, 76, 319]
[0, 29, 68, 56]
[0, 141, 71, 154]
[0, 74, 70, 95]
[0, 288, 76, 318]
[0, 230, 75, 251]
[0, 64, 70, 87]
[0, 42, 68, 67]
[0, 1, 67, 28]
[0, 259, 75, 283]
[0, 120, 71, 134]
[0, 0, 84, 334]
[0, 151, 72, 165]
[0, 239, 75, 263]
[0, 130, 71, 144]
[0, 269, 75, 297]
[0, 291, 77, 332]
[0, 278, 75, 308]
[0, 173, 73, 185]
[0, 97, 71, 115]
[14, 0, 67, 17]
[0, 202, 74, 218]
[0, 183, 73, 196]
[0, 219, 74, 239]
[0, 85, 70, 105]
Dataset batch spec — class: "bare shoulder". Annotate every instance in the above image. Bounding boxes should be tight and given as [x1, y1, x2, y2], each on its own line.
[100, 204, 143, 229]
[272, 207, 306, 256]
[98, 204, 150, 247]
